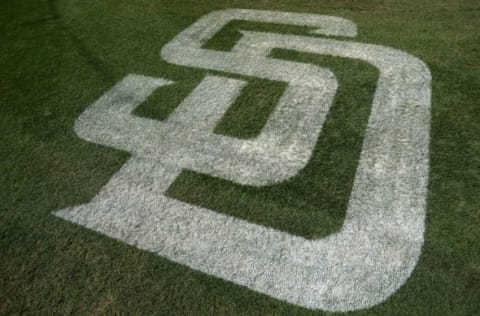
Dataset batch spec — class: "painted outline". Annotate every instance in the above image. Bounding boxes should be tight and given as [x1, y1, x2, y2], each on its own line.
[54, 9, 431, 312]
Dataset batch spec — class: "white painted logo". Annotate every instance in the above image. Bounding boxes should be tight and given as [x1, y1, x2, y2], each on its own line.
[54, 9, 431, 312]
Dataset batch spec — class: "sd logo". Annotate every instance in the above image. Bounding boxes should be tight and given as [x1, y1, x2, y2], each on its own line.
[55, 9, 431, 312]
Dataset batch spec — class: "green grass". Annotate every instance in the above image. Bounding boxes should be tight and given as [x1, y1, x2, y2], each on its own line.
[166, 53, 377, 239]
[1, 0, 479, 315]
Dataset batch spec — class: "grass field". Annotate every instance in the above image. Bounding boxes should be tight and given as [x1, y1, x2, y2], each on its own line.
[1, 0, 479, 314]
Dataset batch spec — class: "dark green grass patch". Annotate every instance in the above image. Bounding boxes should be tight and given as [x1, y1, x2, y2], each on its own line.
[213, 78, 286, 139]
[1, 0, 479, 315]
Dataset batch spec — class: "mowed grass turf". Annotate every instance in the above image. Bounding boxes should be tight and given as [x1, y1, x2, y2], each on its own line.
[1, 0, 479, 314]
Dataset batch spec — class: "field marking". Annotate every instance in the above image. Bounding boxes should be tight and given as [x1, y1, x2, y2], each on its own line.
[54, 9, 431, 312]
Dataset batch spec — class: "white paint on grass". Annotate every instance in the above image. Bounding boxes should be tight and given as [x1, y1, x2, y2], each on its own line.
[54, 9, 431, 312]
